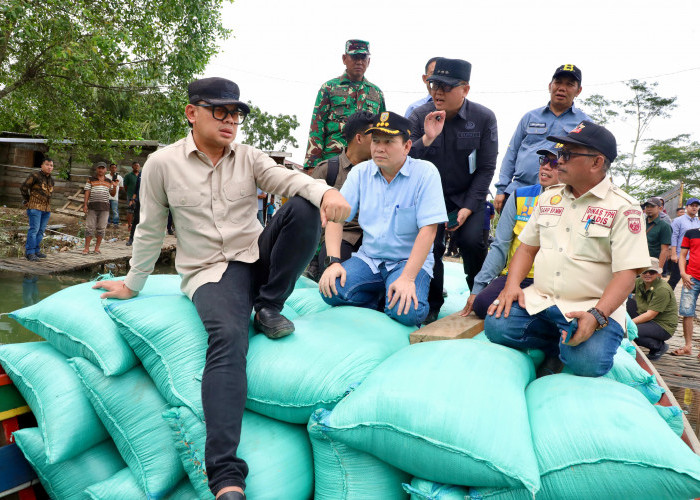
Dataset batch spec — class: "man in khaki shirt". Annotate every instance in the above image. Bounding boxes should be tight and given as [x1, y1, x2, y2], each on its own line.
[485, 121, 650, 377]
[94, 77, 350, 500]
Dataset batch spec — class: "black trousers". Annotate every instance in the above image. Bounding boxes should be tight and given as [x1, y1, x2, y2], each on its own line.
[668, 259, 681, 290]
[318, 238, 362, 270]
[128, 201, 140, 241]
[626, 297, 672, 352]
[191, 197, 320, 494]
[472, 276, 534, 319]
[429, 204, 487, 312]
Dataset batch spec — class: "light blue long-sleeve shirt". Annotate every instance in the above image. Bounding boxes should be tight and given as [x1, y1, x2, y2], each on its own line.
[672, 214, 700, 256]
[471, 184, 542, 295]
[496, 103, 589, 195]
[404, 95, 432, 118]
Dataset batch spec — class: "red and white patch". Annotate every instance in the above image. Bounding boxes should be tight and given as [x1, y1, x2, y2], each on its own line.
[540, 205, 564, 216]
[623, 209, 642, 216]
[580, 206, 617, 228]
[628, 217, 641, 234]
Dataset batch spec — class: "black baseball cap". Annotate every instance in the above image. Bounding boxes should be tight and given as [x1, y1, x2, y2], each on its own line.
[547, 121, 617, 162]
[187, 77, 250, 114]
[426, 58, 472, 86]
[552, 64, 582, 83]
[364, 111, 411, 138]
[536, 145, 561, 156]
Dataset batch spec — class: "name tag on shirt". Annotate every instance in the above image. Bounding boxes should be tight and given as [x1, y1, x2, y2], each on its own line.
[581, 207, 617, 228]
[526, 122, 547, 134]
[540, 206, 564, 216]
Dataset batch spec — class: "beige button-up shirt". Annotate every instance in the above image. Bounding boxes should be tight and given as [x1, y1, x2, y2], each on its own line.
[124, 133, 332, 298]
[518, 177, 650, 328]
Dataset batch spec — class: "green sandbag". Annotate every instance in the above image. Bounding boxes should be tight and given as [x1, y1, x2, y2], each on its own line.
[655, 405, 686, 437]
[620, 337, 637, 357]
[85, 467, 198, 500]
[70, 358, 184, 499]
[14, 428, 125, 500]
[246, 306, 413, 423]
[294, 275, 319, 289]
[438, 262, 470, 319]
[308, 409, 410, 499]
[320, 339, 540, 493]
[10, 275, 181, 376]
[471, 331, 544, 369]
[104, 277, 332, 421]
[472, 375, 700, 500]
[163, 406, 313, 500]
[0, 342, 107, 463]
[626, 313, 639, 341]
[403, 478, 469, 499]
[563, 345, 664, 404]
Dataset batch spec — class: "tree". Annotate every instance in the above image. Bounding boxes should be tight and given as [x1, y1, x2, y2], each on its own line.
[240, 103, 299, 151]
[581, 80, 677, 197]
[0, 0, 232, 167]
[640, 135, 700, 195]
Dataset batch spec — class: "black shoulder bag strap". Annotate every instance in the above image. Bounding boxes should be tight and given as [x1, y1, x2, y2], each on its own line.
[326, 156, 340, 187]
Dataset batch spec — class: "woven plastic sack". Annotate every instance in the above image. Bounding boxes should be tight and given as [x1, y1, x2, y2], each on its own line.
[563, 345, 664, 403]
[320, 339, 540, 492]
[163, 406, 313, 500]
[14, 428, 125, 500]
[655, 405, 685, 437]
[308, 409, 410, 499]
[438, 261, 470, 318]
[471, 374, 700, 500]
[85, 467, 198, 500]
[626, 313, 639, 341]
[620, 337, 637, 357]
[70, 358, 184, 498]
[471, 331, 545, 369]
[294, 275, 319, 289]
[9, 275, 181, 375]
[0, 342, 107, 463]
[246, 306, 413, 423]
[403, 478, 469, 499]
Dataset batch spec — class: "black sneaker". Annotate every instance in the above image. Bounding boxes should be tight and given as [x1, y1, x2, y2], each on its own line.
[26, 253, 39, 261]
[126, 239, 133, 246]
[36, 252, 47, 259]
[647, 342, 669, 361]
[423, 309, 440, 325]
[253, 308, 295, 339]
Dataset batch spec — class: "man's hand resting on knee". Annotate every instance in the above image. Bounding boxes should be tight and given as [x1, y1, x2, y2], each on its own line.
[319, 263, 346, 298]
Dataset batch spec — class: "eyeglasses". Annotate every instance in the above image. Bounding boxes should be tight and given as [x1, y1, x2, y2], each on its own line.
[349, 54, 369, 61]
[429, 81, 464, 93]
[641, 270, 658, 276]
[556, 150, 601, 162]
[539, 155, 559, 168]
[195, 104, 247, 124]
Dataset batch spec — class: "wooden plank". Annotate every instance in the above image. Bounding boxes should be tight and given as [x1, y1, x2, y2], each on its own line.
[410, 312, 484, 344]
[0, 444, 37, 493]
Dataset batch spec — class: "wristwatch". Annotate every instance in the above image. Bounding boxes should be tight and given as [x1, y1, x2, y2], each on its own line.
[324, 256, 342, 268]
[587, 307, 609, 330]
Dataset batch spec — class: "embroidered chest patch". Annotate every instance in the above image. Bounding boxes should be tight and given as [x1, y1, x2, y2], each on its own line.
[540, 205, 564, 216]
[580, 206, 618, 228]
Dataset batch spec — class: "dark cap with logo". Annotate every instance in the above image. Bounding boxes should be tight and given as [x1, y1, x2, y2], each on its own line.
[547, 120, 617, 162]
[552, 64, 582, 83]
[345, 39, 370, 55]
[536, 144, 562, 157]
[187, 77, 250, 114]
[426, 58, 472, 86]
[643, 196, 663, 207]
[364, 111, 411, 138]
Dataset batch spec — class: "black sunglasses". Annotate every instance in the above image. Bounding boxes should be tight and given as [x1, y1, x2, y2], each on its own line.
[429, 81, 464, 93]
[556, 150, 601, 162]
[195, 104, 247, 124]
[538, 155, 559, 167]
[349, 54, 369, 61]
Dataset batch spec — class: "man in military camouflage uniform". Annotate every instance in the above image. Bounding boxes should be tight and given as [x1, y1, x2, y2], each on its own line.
[303, 39, 385, 173]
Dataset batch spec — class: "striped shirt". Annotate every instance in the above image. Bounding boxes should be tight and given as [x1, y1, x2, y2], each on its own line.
[84, 177, 113, 211]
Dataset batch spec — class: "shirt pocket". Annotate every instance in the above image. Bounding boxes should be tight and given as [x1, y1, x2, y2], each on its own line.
[395, 206, 418, 236]
[168, 190, 202, 207]
[522, 124, 548, 146]
[168, 190, 204, 229]
[536, 216, 561, 249]
[329, 89, 351, 121]
[569, 224, 612, 263]
[223, 182, 256, 224]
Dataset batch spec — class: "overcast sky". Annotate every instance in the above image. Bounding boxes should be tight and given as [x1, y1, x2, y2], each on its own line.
[202, 0, 699, 192]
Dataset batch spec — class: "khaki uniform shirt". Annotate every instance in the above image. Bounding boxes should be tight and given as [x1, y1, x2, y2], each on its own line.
[124, 132, 332, 299]
[312, 150, 362, 245]
[518, 177, 651, 328]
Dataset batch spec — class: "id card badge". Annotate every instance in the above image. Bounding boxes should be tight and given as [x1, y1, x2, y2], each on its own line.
[468, 150, 477, 174]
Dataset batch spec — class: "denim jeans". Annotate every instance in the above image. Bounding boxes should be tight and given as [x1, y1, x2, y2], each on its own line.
[109, 199, 119, 225]
[484, 303, 623, 377]
[25, 209, 51, 255]
[321, 256, 431, 326]
[679, 276, 700, 317]
[191, 196, 320, 494]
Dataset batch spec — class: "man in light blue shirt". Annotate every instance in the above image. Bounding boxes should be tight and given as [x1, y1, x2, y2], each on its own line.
[404, 57, 438, 118]
[319, 111, 447, 326]
[669, 197, 700, 289]
[494, 64, 589, 213]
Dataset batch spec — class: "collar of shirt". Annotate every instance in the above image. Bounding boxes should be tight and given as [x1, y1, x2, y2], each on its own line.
[544, 102, 577, 116]
[338, 150, 354, 170]
[646, 215, 659, 225]
[456, 98, 470, 120]
[339, 73, 366, 85]
[184, 131, 234, 165]
[563, 176, 611, 201]
[370, 156, 412, 179]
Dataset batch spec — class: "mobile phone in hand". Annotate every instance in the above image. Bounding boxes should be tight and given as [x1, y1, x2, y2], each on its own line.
[447, 209, 459, 229]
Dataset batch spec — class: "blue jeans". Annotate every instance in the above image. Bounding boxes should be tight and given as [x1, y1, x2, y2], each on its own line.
[484, 303, 623, 377]
[679, 276, 700, 317]
[25, 209, 51, 255]
[109, 199, 119, 224]
[321, 256, 431, 326]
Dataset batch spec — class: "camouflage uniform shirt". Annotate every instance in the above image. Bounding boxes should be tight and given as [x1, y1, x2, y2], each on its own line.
[304, 73, 385, 170]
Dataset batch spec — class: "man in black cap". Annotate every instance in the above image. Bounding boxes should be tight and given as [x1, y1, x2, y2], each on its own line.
[319, 111, 447, 326]
[485, 121, 650, 377]
[643, 196, 672, 270]
[408, 57, 498, 322]
[94, 77, 351, 500]
[303, 39, 385, 172]
[494, 64, 589, 213]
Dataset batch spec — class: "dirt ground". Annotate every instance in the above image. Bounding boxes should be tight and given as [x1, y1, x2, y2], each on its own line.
[0, 206, 133, 258]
